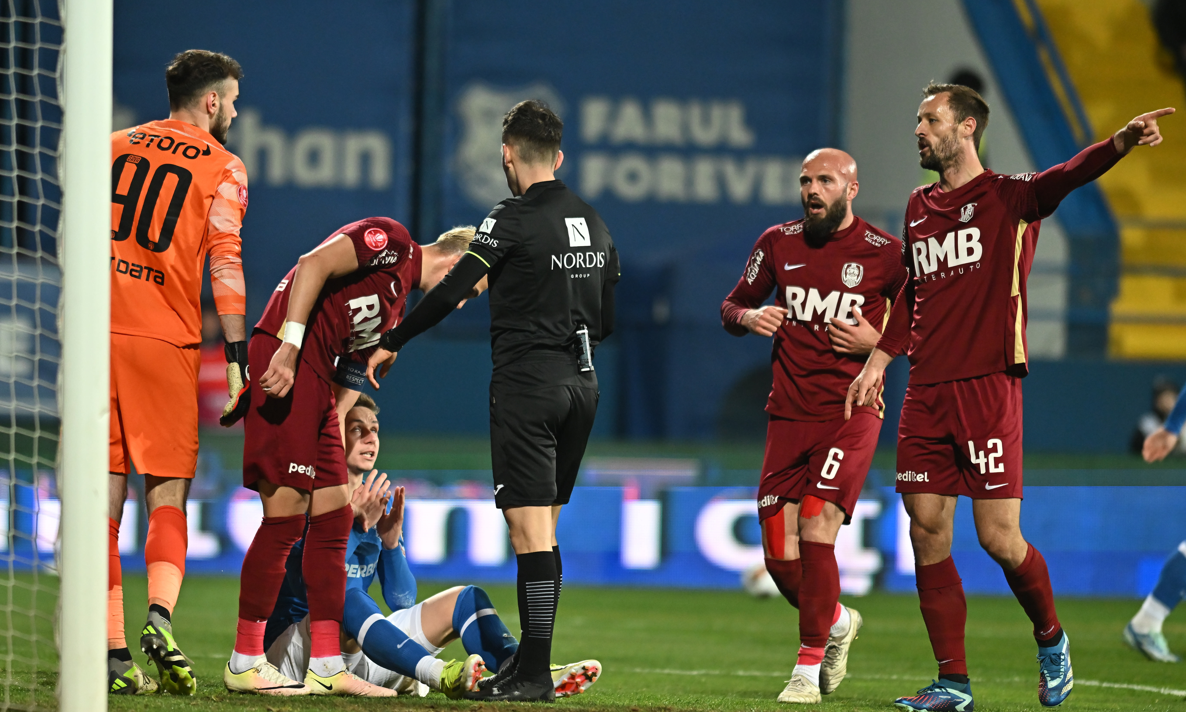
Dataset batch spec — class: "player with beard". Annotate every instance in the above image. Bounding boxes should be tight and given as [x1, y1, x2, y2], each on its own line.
[107, 49, 248, 695]
[847, 83, 1175, 710]
[721, 149, 907, 704]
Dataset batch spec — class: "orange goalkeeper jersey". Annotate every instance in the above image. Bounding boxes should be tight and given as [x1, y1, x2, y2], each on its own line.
[110, 119, 248, 347]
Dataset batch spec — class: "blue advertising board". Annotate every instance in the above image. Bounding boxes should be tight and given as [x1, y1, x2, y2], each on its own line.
[4, 470, 1166, 598]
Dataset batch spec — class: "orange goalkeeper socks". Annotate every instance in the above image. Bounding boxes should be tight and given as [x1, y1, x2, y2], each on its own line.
[145, 505, 188, 614]
[108, 517, 126, 650]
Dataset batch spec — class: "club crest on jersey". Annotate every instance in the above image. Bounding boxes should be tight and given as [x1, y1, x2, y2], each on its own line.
[841, 262, 864, 288]
[237, 185, 249, 208]
[364, 228, 388, 250]
[960, 202, 976, 223]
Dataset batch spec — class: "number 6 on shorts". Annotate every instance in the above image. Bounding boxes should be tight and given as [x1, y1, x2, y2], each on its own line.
[821, 448, 844, 479]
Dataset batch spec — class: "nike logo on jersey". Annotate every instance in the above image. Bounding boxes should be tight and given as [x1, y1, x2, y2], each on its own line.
[493, 484, 505, 495]
[909, 217, 928, 227]
[784, 263, 805, 271]
[985, 482, 1009, 490]
[816, 483, 840, 490]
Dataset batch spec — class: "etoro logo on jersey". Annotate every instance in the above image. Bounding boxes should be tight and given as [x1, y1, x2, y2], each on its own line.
[911, 227, 982, 278]
[347, 294, 382, 351]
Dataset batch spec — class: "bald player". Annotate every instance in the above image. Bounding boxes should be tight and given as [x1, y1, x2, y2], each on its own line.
[721, 149, 907, 704]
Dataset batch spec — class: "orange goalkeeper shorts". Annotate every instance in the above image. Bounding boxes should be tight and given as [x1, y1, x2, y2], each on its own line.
[109, 333, 201, 478]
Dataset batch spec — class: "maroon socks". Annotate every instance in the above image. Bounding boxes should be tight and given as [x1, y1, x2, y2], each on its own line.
[234, 513, 306, 656]
[1003, 543, 1063, 646]
[916, 556, 968, 678]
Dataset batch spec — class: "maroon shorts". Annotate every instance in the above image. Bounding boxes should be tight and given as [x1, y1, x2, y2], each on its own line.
[242, 332, 347, 492]
[896, 371, 1023, 499]
[756, 408, 882, 524]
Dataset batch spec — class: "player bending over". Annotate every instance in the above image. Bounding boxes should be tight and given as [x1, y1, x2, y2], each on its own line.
[721, 149, 907, 704]
[107, 49, 248, 696]
[223, 223, 481, 696]
[1124, 382, 1186, 662]
[848, 82, 1174, 710]
[264, 394, 602, 698]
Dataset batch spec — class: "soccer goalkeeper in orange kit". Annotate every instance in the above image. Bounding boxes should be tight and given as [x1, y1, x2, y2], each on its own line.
[107, 49, 250, 696]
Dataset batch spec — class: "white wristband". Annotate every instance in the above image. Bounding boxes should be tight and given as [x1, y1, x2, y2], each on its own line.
[282, 321, 305, 349]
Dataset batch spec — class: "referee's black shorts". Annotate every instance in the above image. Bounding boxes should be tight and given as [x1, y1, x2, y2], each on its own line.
[489, 354, 598, 509]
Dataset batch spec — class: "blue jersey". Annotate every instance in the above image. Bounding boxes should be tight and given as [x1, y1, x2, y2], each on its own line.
[1167, 384, 1186, 435]
[264, 520, 417, 651]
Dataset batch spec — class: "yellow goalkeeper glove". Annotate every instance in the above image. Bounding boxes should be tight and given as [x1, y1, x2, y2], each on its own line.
[220, 341, 250, 427]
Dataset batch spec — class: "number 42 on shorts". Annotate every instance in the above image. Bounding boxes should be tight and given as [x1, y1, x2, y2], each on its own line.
[967, 438, 1004, 474]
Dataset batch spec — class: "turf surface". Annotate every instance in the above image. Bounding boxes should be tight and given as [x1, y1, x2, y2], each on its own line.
[79, 574, 1184, 711]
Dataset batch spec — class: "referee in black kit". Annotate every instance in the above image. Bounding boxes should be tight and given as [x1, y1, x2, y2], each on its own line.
[366, 100, 619, 702]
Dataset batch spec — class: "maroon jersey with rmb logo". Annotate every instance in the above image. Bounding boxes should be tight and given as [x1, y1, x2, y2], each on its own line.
[722, 216, 906, 421]
[256, 217, 422, 383]
[877, 139, 1123, 385]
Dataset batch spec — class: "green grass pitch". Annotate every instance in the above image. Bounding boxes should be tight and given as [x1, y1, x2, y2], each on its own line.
[72, 574, 1182, 711]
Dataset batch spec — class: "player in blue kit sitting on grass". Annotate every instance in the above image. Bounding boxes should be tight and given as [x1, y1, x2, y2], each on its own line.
[263, 392, 601, 697]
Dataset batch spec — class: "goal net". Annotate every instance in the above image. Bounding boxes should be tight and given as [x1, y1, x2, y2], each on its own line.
[0, 0, 64, 708]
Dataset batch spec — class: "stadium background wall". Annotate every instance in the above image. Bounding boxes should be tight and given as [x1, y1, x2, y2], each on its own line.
[109, 0, 1164, 451]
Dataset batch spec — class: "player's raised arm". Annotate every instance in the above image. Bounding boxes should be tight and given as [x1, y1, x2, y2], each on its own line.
[1113, 107, 1175, 153]
[258, 234, 360, 398]
[1029, 107, 1175, 217]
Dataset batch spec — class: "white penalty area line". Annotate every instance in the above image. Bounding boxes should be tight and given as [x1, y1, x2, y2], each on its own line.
[622, 668, 1186, 698]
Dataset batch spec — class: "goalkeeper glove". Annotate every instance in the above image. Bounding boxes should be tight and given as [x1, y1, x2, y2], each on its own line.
[220, 340, 250, 427]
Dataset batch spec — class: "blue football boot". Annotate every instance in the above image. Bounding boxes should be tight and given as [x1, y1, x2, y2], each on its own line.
[1124, 622, 1181, 662]
[1037, 633, 1074, 706]
[894, 679, 974, 711]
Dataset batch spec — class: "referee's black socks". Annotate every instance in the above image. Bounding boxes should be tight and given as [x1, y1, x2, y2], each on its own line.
[516, 551, 558, 677]
[553, 544, 563, 613]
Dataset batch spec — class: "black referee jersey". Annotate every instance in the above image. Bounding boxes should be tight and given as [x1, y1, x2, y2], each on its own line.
[381, 179, 619, 370]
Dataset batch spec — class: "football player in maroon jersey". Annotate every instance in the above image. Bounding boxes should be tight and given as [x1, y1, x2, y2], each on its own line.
[847, 83, 1174, 710]
[722, 148, 907, 704]
[223, 222, 484, 696]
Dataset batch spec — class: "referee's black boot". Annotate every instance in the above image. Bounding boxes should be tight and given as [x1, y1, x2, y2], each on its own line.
[476, 649, 518, 692]
[465, 668, 554, 703]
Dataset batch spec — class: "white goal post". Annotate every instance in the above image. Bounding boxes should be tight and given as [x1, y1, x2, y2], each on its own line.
[57, 0, 112, 709]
